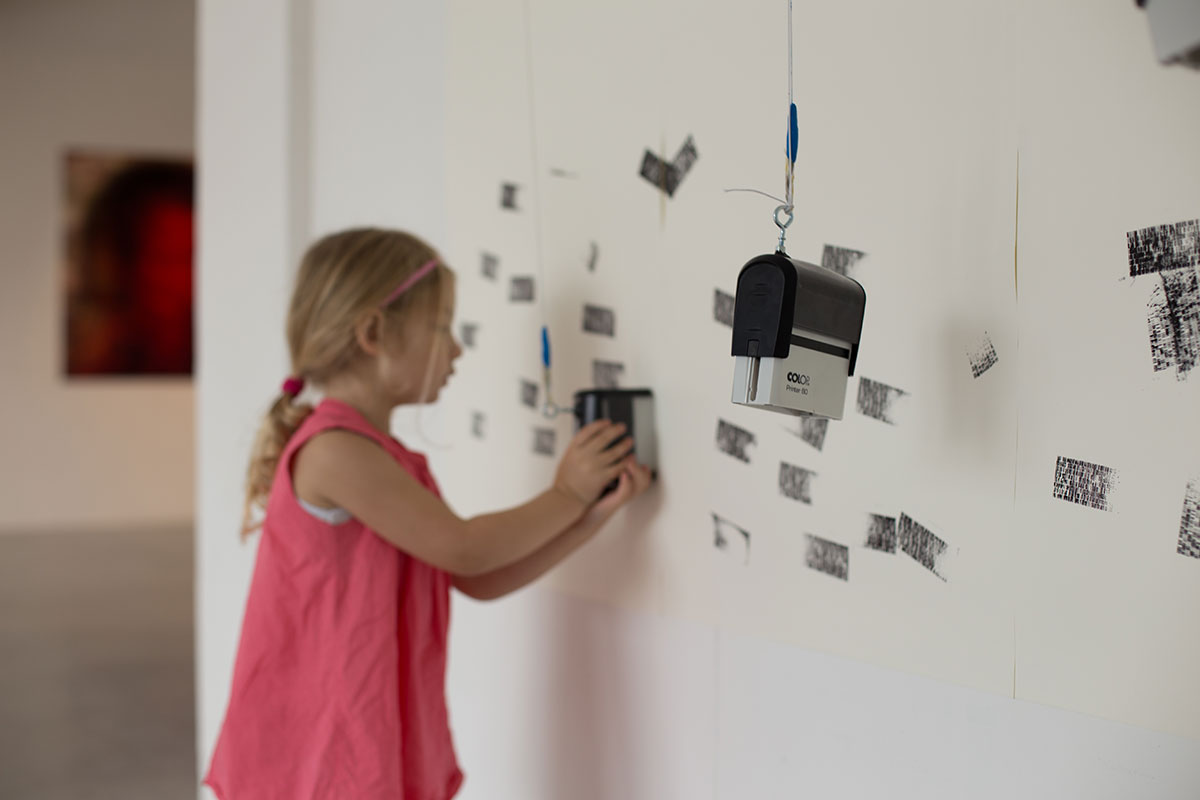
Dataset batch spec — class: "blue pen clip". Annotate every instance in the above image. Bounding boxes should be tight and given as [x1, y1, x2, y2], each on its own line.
[786, 102, 798, 164]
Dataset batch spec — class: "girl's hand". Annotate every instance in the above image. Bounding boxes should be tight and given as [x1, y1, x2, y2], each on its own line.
[553, 420, 636, 507]
[589, 457, 654, 519]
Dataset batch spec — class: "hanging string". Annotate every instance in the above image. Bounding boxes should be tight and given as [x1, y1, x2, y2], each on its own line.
[776, 0, 798, 253]
[725, 0, 799, 254]
[521, 0, 567, 419]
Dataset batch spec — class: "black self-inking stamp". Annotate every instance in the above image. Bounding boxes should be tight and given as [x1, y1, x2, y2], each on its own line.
[573, 389, 658, 492]
[731, 253, 866, 420]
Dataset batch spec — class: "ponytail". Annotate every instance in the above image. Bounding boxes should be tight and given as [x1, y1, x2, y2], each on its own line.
[240, 391, 314, 537]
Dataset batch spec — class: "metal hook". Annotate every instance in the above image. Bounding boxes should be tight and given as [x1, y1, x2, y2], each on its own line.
[774, 204, 794, 253]
[773, 204, 794, 230]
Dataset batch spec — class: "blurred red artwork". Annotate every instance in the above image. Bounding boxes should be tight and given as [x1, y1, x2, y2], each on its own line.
[64, 152, 195, 376]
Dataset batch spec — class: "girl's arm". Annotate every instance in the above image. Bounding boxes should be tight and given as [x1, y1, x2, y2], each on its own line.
[293, 420, 634, 577]
[452, 461, 654, 601]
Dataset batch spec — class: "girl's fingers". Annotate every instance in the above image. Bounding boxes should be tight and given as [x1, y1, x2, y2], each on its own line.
[634, 464, 653, 492]
[602, 459, 630, 483]
[585, 423, 629, 454]
[573, 419, 614, 446]
[600, 436, 636, 466]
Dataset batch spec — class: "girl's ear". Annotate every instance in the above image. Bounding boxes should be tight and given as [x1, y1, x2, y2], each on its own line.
[353, 309, 386, 357]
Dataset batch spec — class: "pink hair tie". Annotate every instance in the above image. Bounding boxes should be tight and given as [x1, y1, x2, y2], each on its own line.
[381, 257, 440, 308]
[281, 376, 305, 397]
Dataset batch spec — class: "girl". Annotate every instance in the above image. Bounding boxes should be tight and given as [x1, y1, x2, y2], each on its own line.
[205, 228, 654, 800]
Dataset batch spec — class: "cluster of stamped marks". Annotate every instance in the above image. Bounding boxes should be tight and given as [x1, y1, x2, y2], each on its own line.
[638, 135, 699, 198]
[1178, 479, 1200, 560]
[1128, 218, 1200, 380]
[854, 512, 956, 582]
[1124, 219, 1200, 558]
[472, 174, 633, 456]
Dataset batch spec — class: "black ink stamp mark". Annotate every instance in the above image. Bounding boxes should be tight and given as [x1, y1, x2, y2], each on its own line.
[864, 514, 897, 553]
[638, 135, 698, 198]
[587, 241, 599, 272]
[1149, 267, 1200, 379]
[481, 252, 499, 280]
[470, 411, 486, 440]
[713, 288, 735, 327]
[856, 377, 909, 425]
[712, 512, 751, 565]
[672, 136, 698, 177]
[459, 323, 478, 349]
[510, 276, 535, 303]
[898, 513, 949, 581]
[639, 152, 678, 197]
[501, 182, 520, 210]
[549, 168, 579, 180]
[1149, 280, 1177, 373]
[716, 419, 756, 463]
[519, 379, 539, 410]
[1178, 479, 1200, 559]
[804, 534, 849, 581]
[582, 304, 616, 337]
[778, 462, 816, 504]
[821, 245, 867, 276]
[1052, 456, 1118, 512]
[968, 332, 999, 378]
[592, 360, 625, 389]
[786, 417, 829, 451]
[1127, 219, 1199, 276]
[533, 427, 556, 456]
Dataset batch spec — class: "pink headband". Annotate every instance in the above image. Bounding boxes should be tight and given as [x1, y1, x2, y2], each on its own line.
[380, 258, 440, 308]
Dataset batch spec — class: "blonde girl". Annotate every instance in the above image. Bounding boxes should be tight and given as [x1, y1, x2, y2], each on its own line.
[205, 228, 653, 800]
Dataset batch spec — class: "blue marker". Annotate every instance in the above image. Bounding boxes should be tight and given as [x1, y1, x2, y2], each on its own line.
[541, 325, 552, 410]
[787, 102, 798, 163]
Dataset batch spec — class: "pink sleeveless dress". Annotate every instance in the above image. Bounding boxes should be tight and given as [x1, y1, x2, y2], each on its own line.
[205, 398, 464, 799]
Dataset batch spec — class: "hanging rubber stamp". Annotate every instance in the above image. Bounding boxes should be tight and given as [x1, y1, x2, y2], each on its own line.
[728, 1, 866, 421]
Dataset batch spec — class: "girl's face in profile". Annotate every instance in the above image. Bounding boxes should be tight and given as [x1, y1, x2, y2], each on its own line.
[384, 277, 462, 405]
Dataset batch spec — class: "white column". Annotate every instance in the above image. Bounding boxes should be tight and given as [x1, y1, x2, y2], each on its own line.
[194, 0, 311, 793]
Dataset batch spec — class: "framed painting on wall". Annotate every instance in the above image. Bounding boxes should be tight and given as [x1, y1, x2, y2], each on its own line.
[64, 151, 195, 376]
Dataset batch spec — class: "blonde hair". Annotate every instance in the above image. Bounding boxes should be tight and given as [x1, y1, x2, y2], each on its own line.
[240, 227, 452, 537]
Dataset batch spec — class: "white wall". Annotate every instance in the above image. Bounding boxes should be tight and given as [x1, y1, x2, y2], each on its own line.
[197, 1, 1200, 798]
[0, 0, 196, 533]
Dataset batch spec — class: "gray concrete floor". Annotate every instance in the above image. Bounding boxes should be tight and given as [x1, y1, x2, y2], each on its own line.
[0, 526, 196, 799]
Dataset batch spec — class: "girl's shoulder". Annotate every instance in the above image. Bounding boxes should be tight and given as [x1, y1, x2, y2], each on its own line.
[292, 399, 385, 451]
[292, 399, 435, 483]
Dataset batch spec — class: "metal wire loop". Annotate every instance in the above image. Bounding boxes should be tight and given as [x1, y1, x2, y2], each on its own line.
[773, 204, 794, 230]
